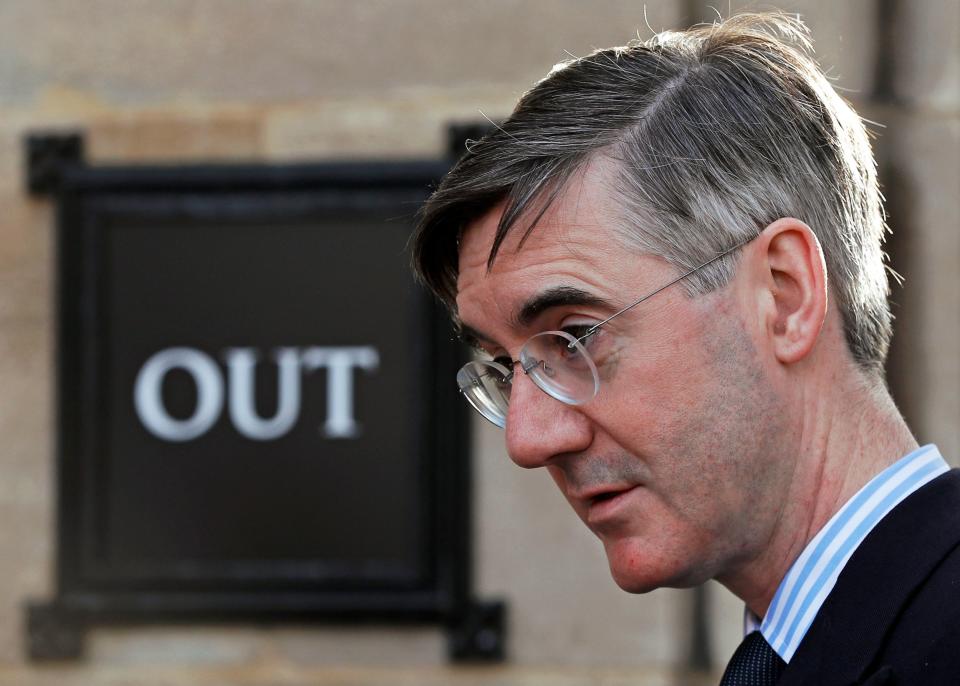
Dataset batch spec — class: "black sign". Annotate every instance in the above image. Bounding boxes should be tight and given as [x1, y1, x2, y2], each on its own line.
[25, 133, 504, 662]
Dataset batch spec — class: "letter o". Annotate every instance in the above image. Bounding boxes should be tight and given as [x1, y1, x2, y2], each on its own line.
[134, 348, 224, 442]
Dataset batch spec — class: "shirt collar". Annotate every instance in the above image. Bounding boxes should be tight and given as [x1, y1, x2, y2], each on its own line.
[745, 444, 949, 662]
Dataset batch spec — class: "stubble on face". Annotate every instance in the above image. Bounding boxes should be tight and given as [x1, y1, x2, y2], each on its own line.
[454, 162, 793, 595]
[663, 310, 790, 577]
[569, 297, 791, 594]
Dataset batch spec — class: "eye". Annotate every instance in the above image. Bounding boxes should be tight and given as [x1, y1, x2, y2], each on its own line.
[561, 323, 601, 347]
[492, 354, 514, 368]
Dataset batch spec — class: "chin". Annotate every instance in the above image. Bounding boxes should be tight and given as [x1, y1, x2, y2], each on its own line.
[609, 567, 662, 594]
[603, 536, 703, 593]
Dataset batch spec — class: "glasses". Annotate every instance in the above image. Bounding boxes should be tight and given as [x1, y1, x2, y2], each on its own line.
[456, 238, 753, 428]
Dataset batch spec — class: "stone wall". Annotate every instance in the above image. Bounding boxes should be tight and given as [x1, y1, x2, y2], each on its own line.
[882, 0, 960, 461]
[0, 2, 955, 685]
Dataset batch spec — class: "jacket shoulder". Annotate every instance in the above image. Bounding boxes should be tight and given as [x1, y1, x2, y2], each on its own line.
[782, 469, 960, 685]
[870, 536, 960, 682]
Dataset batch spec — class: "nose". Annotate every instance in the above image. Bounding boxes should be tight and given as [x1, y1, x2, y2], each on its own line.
[504, 368, 593, 469]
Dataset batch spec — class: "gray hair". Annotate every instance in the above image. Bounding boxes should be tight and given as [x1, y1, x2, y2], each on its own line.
[412, 12, 891, 372]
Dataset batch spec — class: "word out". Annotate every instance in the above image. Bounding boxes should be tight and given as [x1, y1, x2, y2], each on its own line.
[134, 346, 379, 442]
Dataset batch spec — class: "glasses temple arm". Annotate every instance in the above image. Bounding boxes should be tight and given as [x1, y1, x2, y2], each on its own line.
[575, 238, 754, 344]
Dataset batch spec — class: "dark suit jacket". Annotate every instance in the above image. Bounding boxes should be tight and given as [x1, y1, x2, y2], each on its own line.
[779, 469, 960, 685]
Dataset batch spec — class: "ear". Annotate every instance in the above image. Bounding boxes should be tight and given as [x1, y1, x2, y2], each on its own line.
[751, 218, 828, 365]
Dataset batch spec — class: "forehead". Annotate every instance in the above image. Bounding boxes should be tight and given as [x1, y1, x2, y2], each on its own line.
[455, 160, 632, 335]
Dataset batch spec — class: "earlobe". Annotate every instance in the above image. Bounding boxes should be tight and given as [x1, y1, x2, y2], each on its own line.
[756, 219, 828, 365]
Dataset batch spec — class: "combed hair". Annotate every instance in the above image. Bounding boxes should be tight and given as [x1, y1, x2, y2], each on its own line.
[411, 12, 891, 372]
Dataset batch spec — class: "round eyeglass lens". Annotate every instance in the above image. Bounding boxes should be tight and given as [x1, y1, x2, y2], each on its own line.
[456, 360, 511, 428]
[519, 330, 600, 405]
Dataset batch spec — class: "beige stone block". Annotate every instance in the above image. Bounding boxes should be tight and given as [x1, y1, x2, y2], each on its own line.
[0, 500, 53, 664]
[0, 320, 54, 665]
[0, 126, 27, 195]
[0, 320, 54, 479]
[268, 626, 444, 667]
[263, 88, 519, 160]
[0, 299, 52, 401]
[886, 114, 960, 459]
[893, 1, 960, 111]
[687, 0, 878, 99]
[0, 1, 683, 106]
[88, 626, 264, 667]
[296, 665, 672, 686]
[0, 665, 676, 686]
[473, 418, 682, 668]
[0, 194, 53, 324]
[86, 110, 262, 162]
[0, 126, 55, 313]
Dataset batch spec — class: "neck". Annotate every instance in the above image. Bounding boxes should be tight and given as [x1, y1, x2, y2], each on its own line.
[720, 364, 918, 619]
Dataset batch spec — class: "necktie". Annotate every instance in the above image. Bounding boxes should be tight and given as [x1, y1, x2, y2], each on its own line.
[719, 630, 787, 686]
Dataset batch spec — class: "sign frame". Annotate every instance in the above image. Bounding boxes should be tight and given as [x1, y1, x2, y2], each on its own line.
[24, 132, 503, 662]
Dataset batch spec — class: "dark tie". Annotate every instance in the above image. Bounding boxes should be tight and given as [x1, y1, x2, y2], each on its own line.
[719, 630, 787, 686]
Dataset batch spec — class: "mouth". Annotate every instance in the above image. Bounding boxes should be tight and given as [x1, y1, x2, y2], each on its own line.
[577, 485, 640, 524]
[590, 491, 622, 507]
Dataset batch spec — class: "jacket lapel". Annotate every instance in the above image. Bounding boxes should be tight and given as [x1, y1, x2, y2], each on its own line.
[778, 470, 960, 686]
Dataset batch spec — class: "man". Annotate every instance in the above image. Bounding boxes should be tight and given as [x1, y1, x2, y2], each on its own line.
[411, 12, 959, 685]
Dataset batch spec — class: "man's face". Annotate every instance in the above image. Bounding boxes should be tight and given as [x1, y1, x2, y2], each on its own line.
[455, 164, 792, 592]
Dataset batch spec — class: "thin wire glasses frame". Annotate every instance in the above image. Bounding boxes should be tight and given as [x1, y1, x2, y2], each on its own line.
[457, 236, 755, 428]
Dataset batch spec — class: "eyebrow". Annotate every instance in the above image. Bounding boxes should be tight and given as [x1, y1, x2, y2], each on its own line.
[514, 286, 613, 328]
[456, 285, 614, 351]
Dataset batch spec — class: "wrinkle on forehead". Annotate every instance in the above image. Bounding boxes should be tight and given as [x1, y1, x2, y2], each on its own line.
[455, 155, 640, 346]
[459, 162, 624, 283]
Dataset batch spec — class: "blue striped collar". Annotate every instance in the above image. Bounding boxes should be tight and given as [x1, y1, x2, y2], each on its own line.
[744, 444, 950, 662]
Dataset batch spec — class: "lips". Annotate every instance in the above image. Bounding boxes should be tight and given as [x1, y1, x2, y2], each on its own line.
[591, 490, 622, 503]
[573, 485, 640, 524]
[575, 484, 634, 503]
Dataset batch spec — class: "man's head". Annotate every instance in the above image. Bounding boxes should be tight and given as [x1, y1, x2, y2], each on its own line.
[413, 12, 890, 371]
[411, 13, 892, 592]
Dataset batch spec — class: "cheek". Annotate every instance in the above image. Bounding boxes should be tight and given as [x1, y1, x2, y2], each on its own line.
[597, 301, 717, 411]
[661, 329, 786, 533]
[611, 299, 748, 432]
[600, 311, 781, 521]
[594, 334, 715, 452]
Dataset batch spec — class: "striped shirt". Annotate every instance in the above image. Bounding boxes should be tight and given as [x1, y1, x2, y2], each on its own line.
[745, 444, 950, 662]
